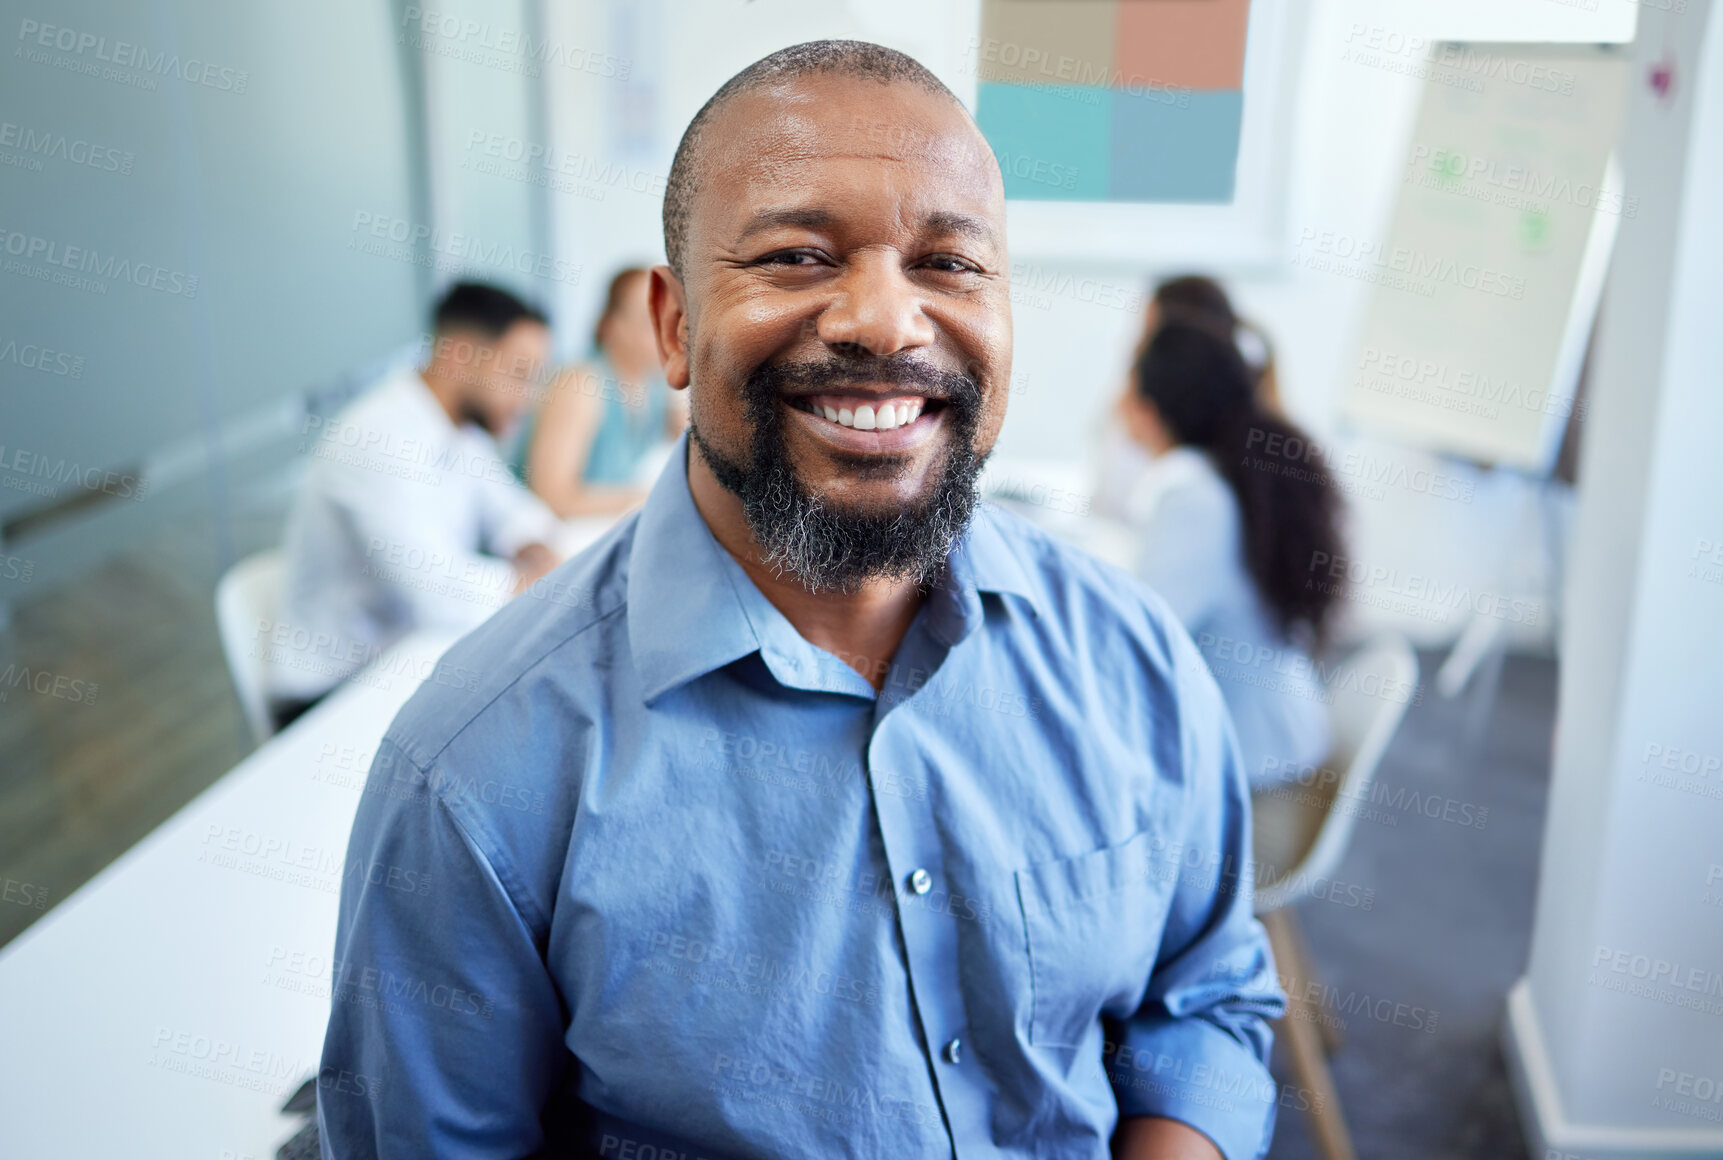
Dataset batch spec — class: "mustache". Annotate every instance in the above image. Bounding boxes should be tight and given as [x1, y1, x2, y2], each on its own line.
[745, 355, 981, 405]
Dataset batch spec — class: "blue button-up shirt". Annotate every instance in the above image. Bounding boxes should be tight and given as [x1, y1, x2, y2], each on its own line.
[319, 437, 1286, 1160]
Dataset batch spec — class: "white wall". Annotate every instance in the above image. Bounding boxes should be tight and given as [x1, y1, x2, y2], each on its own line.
[1003, 0, 1640, 653]
[415, 0, 547, 300]
[541, 0, 983, 359]
[537, 0, 1643, 650]
[1505, 0, 1723, 1152]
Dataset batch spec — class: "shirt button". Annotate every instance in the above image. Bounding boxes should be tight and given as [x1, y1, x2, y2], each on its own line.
[909, 869, 932, 895]
[943, 1038, 962, 1064]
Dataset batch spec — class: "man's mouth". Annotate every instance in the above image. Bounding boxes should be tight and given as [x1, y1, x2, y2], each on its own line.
[786, 392, 941, 431]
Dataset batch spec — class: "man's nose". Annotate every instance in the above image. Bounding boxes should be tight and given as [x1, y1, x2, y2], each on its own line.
[814, 252, 936, 357]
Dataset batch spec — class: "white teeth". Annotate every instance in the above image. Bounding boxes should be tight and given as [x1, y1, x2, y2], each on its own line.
[813, 400, 923, 430]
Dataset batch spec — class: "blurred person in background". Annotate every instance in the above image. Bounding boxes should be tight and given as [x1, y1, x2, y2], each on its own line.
[266, 281, 563, 730]
[1113, 321, 1345, 787]
[1140, 275, 1281, 414]
[516, 266, 685, 517]
[1096, 275, 1281, 521]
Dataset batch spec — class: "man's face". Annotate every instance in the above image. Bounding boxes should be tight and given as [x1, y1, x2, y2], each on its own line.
[655, 75, 1011, 589]
[452, 320, 550, 438]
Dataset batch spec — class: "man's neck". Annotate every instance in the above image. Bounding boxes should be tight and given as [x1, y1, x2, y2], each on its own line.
[417, 366, 466, 429]
[686, 445, 927, 692]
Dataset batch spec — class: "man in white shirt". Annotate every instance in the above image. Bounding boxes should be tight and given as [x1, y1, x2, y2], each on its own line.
[266, 281, 563, 728]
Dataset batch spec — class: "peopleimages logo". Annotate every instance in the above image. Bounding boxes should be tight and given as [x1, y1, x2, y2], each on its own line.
[1007, 261, 1144, 313]
[15, 19, 250, 93]
[347, 211, 582, 286]
[1357, 347, 1586, 420]
[1294, 228, 1526, 299]
[1244, 426, 1479, 505]
[0, 442, 148, 502]
[965, 36, 1191, 107]
[0, 336, 83, 377]
[0, 663, 98, 706]
[461, 131, 667, 198]
[1306, 552, 1541, 627]
[0, 226, 198, 296]
[398, 7, 630, 79]
[1408, 144, 1638, 219]
[992, 149, 1079, 192]
[1340, 26, 1578, 96]
[0, 120, 134, 174]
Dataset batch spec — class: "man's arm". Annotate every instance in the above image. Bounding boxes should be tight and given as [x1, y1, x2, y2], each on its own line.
[474, 431, 569, 557]
[1114, 1115, 1224, 1160]
[329, 464, 524, 630]
[319, 739, 566, 1157]
[1104, 624, 1288, 1160]
[512, 541, 560, 593]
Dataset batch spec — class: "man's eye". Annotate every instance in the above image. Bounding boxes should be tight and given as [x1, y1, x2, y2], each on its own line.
[923, 255, 979, 274]
[758, 251, 822, 267]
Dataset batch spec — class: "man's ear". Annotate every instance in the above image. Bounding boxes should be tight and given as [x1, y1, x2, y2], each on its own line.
[648, 265, 690, 390]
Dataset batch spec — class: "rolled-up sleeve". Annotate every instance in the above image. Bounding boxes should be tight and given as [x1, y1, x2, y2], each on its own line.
[318, 740, 566, 1158]
[1105, 630, 1287, 1160]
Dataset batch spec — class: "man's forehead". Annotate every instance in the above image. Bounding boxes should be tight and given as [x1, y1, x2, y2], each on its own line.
[701, 77, 1000, 193]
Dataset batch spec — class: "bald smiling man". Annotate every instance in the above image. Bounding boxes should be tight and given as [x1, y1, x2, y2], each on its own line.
[319, 41, 1286, 1160]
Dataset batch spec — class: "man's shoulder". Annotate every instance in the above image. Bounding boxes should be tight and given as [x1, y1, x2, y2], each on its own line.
[977, 503, 1225, 783]
[329, 367, 421, 428]
[382, 513, 641, 771]
[318, 370, 444, 453]
[977, 501, 1182, 649]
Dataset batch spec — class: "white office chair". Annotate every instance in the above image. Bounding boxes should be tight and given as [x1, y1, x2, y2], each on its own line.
[215, 548, 286, 747]
[1250, 633, 1420, 1160]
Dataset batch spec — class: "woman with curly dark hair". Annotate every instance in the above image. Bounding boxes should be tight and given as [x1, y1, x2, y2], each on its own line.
[1113, 320, 1347, 786]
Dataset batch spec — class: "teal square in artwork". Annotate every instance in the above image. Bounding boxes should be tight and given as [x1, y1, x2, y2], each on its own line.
[1109, 88, 1244, 202]
[976, 81, 1111, 201]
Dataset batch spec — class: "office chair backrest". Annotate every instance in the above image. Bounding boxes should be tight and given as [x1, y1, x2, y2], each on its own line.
[1252, 634, 1420, 914]
[214, 548, 285, 747]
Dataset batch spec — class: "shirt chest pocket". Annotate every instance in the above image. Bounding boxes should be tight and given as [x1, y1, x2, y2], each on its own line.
[1013, 828, 1175, 1050]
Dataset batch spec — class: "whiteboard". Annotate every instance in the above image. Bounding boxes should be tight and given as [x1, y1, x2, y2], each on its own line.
[1338, 44, 1628, 469]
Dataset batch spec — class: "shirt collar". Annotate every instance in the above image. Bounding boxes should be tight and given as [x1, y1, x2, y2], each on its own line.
[626, 435, 1044, 705]
[394, 369, 458, 434]
[960, 496, 1046, 620]
[397, 367, 503, 448]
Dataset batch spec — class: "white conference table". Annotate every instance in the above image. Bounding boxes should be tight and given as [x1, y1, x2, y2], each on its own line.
[0, 512, 618, 1157]
[0, 629, 463, 1158]
[0, 494, 1119, 1156]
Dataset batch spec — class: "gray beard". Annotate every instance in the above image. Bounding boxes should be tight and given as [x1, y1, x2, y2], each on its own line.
[689, 357, 986, 595]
